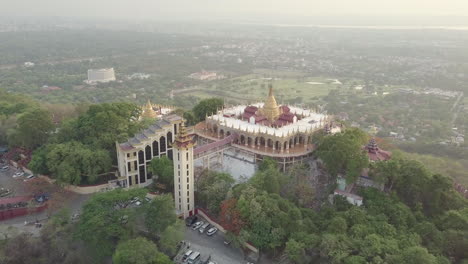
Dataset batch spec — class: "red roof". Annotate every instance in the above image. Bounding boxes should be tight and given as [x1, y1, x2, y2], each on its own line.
[244, 106, 258, 114]
[280, 105, 290, 113]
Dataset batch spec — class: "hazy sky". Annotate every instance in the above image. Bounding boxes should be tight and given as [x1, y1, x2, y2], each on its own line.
[2, 0, 468, 20]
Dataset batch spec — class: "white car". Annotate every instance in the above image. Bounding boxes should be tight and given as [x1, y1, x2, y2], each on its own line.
[199, 223, 210, 233]
[1, 165, 8, 170]
[191, 221, 203, 230]
[206, 227, 218, 236]
[23, 174, 35, 182]
[13, 172, 24, 178]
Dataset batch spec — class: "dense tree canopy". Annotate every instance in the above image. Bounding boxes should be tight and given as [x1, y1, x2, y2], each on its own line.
[196, 170, 235, 214]
[149, 156, 174, 189]
[144, 194, 178, 234]
[7, 108, 54, 149]
[315, 128, 369, 183]
[192, 98, 224, 123]
[75, 188, 147, 259]
[112, 237, 171, 264]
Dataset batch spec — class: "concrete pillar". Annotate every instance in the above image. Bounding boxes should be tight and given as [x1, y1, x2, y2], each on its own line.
[280, 142, 283, 153]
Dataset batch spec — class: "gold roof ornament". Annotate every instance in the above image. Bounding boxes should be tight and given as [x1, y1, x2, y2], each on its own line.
[260, 84, 281, 122]
[141, 100, 157, 119]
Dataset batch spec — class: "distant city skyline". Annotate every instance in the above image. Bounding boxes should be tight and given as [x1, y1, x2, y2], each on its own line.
[2, 0, 468, 22]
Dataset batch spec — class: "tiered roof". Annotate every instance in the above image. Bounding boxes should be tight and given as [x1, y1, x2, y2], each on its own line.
[118, 114, 183, 151]
[174, 123, 195, 149]
[364, 138, 392, 161]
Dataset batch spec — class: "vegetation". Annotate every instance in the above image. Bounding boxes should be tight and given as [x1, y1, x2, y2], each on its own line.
[315, 128, 369, 183]
[148, 156, 174, 189]
[113, 237, 171, 264]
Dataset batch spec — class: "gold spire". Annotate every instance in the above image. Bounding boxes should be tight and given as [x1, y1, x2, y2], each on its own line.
[260, 84, 281, 122]
[141, 100, 157, 119]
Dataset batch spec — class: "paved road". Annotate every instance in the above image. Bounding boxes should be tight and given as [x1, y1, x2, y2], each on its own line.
[179, 223, 246, 264]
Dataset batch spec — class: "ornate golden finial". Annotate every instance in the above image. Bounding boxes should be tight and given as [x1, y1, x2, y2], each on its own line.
[141, 99, 157, 119]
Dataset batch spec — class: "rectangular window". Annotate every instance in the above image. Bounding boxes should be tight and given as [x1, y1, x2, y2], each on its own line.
[179, 191, 180, 196]
[187, 170, 189, 176]
[187, 198, 189, 203]
[127, 162, 131, 171]
[187, 184, 189, 189]
[179, 198, 181, 203]
[187, 191, 189, 196]
[178, 171, 180, 176]
[178, 185, 181, 190]
[186, 164, 189, 169]
[178, 164, 180, 169]
[133, 152, 136, 156]
[134, 161, 137, 169]
[186, 152, 189, 160]
[179, 205, 181, 210]
[127, 153, 130, 158]
[178, 178, 180, 183]
[187, 177, 189, 183]
[178, 153, 180, 160]
[187, 204, 190, 210]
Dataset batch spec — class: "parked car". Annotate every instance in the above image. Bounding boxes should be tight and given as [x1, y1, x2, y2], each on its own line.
[223, 240, 232, 246]
[208, 261, 218, 264]
[144, 197, 151, 203]
[187, 252, 201, 264]
[1, 165, 9, 170]
[71, 213, 80, 222]
[191, 221, 204, 230]
[206, 227, 218, 236]
[199, 223, 210, 233]
[185, 215, 198, 226]
[182, 250, 193, 261]
[23, 174, 35, 182]
[13, 171, 24, 178]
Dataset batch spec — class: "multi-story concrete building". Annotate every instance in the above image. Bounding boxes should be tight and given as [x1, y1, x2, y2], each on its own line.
[86, 68, 116, 84]
[116, 114, 184, 188]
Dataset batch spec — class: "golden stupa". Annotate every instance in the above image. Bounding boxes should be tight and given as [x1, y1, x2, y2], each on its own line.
[141, 100, 158, 119]
[260, 84, 281, 122]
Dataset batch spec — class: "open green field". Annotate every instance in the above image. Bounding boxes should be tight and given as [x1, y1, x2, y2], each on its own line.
[463, 96, 468, 105]
[184, 73, 342, 105]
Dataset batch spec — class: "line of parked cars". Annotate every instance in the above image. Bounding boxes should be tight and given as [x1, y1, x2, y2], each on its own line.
[186, 215, 218, 236]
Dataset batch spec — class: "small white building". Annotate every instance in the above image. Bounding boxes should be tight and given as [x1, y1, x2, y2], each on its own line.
[86, 68, 116, 84]
[334, 189, 363, 206]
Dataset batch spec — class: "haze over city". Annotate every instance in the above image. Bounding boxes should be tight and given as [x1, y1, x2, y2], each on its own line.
[0, 1, 467, 264]
[2, 0, 468, 24]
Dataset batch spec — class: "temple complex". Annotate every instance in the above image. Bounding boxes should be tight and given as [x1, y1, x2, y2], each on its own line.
[196, 85, 338, 170]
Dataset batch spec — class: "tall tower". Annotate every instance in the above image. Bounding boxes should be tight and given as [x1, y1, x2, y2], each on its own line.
[173, 123, 196, 218]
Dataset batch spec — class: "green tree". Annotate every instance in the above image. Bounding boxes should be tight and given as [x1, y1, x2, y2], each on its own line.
[158, 220, 184, 257]
[113, 237, 171, 264]
[45, 141, 112, 185]
[76, 188, 147, 259]
[148, 156, 174, 189]
[8, 108, 54, 149]
[196, 170, 235, 214]
[315, 128, 369, 183]
[285, 239, 307, 264]
[192, 98, 223, 122]
[145, 194, 177, 234]
[28, 145, 52, 175]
